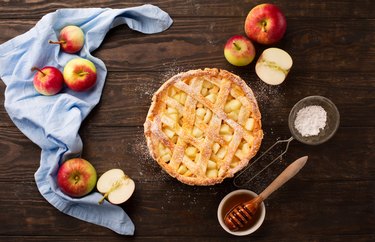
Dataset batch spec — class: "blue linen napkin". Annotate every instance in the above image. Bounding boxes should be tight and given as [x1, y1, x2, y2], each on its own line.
[0, 5, 172, 235]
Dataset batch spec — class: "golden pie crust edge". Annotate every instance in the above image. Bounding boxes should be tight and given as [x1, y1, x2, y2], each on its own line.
[144, 68, 263, 186]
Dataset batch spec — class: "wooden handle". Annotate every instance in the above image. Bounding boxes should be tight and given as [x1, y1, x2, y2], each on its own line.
[259, 156, 308, 200]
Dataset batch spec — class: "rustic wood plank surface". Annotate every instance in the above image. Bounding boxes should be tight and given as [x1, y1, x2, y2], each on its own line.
[0, 0, 374, 241]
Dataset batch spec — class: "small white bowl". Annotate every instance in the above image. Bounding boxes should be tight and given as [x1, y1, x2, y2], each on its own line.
[217, 189, 266, 236]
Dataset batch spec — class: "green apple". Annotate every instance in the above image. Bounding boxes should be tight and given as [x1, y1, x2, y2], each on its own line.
[224, 35, 256, 66]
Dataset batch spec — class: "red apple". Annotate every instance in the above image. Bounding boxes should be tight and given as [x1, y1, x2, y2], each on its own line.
[49, 25, 84, 54]
[63, 58, 97, 92]
[244, 3, 287, 45]
[57, 158, 97, 198]
[31, 66, 64, 95]
[224, 35, 256, 66]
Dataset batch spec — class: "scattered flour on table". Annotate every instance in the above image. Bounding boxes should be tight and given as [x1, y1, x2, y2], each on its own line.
[161, 63, 186, 81]
[131, 131, 172, 183]
[134, 81, 154, 100]
[135, 62, 189, 100]
[294, 105, 327, 137]
[131, 133, 152, 164]
[251, 80, 285, 106]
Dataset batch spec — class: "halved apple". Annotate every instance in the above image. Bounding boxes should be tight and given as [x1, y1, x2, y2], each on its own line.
[97, 169, 135, 205]
[255, 47, 293, 85]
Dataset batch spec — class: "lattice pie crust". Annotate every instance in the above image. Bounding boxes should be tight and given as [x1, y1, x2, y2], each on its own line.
[144, 68, 263, 185]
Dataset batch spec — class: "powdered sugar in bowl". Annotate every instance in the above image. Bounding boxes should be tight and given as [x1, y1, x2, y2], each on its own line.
[233, 96, 339, 188]
[288, 96, 340, 145]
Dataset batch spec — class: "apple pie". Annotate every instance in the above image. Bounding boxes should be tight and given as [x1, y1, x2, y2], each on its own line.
[144, 68, 263, 185]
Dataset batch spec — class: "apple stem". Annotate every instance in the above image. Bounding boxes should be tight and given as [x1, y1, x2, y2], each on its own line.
[48, 40, 66, 45]
[31, 67, 46, 76]
[261, 20, 268, 32]
[98, 193, 109, 205]
[74, 175, 80, 184]
[233, 42, 241, 51]
[79, 72, 90, 76]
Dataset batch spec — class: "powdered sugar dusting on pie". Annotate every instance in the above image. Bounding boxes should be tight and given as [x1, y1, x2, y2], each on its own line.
[144, 68, 263, 185]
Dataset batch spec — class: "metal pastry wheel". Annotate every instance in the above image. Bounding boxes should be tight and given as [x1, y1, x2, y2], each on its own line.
[234, 96, 340, 188]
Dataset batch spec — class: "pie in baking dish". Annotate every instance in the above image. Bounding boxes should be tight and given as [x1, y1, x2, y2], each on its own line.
[144, 68, 263, 185]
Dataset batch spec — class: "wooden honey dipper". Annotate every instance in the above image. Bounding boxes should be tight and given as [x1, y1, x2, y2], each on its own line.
[224, 156, 308, 231]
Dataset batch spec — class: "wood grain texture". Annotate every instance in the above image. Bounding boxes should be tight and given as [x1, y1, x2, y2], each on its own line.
[1, 125, 373, 182]
[2, 70, 375, 127]
[0, 180, 374, 238]
[0, 0, 374, 241]
[0, 0, 373, 18]
[0, 18, 374, 73]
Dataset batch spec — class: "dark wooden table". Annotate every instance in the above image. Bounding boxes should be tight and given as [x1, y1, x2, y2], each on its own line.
[0, 1, 374, 241]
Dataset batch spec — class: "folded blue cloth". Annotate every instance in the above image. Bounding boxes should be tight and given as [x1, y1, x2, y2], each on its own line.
[0, 5, 172, 235]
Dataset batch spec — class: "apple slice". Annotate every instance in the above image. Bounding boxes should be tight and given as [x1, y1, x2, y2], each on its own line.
[255, 47, 293, 85]
[97, 169, 135, 205]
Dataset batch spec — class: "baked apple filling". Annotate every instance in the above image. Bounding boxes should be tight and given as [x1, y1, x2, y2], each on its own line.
[144, 68, 263, 185]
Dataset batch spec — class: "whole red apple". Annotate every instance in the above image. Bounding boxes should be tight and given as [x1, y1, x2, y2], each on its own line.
[57, 158, 97, 198]
[63, 58, 97, 92]
[224, 35, 256, 66]
[32, 66, 64, 95]
[49, 25, 84, 54]
[244, 3, 287, 45]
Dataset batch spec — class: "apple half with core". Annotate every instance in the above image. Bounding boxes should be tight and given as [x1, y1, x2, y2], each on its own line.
[32, 66, 64, 95]
[224, 35, 256, 66]
[63, 58, 97, 92]
[49, 25, 84, 54]
[255, 47, 293, 85]
[244, 3, 287, 45]
[97, 169, 135, 205]
[57, 158, 97, 198]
